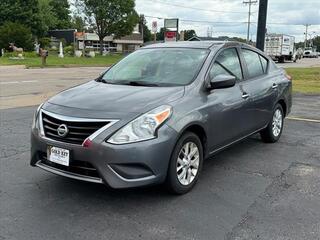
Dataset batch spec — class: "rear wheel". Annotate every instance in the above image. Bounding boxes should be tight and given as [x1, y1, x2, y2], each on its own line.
[260, 104, 284, 143]
[166, 132, 203, 194]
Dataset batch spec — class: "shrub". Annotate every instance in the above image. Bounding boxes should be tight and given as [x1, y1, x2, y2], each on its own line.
[39, 37, 51, 48]
[0, 22, 33, 51]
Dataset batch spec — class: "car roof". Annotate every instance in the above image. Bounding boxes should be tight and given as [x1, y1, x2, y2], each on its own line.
[142, 41, 231, 50]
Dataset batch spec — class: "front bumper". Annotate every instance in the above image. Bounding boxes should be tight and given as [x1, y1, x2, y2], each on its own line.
[30, 124, 178, 189]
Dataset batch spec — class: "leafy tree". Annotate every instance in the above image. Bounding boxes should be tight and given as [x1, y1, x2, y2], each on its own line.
[143, 24, 152, 42]
[49, 0, 72, 29]
[0, 0, 42, 36]
[0, 22, 33, 51]
[183, 30, 196, 41]
[38, 0, 58, 35]
[156, 28, 167, 41]
[71, 15, 87, 32]
[76, 0, 139, 54]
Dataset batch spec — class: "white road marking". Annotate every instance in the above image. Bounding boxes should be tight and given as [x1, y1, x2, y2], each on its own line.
[287, 116, 320, 123]
[0, 80, 38, 85]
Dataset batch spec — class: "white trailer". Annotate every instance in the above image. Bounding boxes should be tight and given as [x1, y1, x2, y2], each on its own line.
[265, 34, 295, 63]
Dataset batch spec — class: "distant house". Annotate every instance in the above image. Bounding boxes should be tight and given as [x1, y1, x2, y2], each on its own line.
[75, 32, 143, 53]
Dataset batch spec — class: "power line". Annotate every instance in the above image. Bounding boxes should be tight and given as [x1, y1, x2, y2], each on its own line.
[144, 0, 250, 14]
[144, 15, 320, 26]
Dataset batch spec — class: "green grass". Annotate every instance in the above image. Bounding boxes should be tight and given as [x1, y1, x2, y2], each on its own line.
[286, 67, 320, 94]
[0, 54, 123, 68]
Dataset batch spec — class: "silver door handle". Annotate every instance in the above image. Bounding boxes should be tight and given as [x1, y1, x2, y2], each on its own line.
[272, 83, 278, 89]
[242, 93, 250, 99]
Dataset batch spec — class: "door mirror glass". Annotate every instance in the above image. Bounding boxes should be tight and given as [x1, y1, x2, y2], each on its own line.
[209, 74, 236, 89]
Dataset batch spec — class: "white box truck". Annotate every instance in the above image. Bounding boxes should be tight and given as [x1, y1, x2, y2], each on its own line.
[265, 34, 295, 63]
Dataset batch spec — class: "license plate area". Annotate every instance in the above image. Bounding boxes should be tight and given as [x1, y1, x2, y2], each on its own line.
[47, 146, 70, 166]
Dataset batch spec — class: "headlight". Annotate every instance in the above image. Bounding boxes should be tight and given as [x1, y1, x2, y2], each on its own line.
[32, 103, 44, 129]
[107, 105, 172, 144]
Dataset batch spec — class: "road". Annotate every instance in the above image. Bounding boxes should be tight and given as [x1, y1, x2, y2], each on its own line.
[1, 106, 320, 240]
[1, 66, 320, 239]
[0, 66, 105, 109]
[276, 57, 320, 68]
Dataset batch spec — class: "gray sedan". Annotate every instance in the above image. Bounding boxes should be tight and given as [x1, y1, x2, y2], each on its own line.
[31, 41, 292, 194]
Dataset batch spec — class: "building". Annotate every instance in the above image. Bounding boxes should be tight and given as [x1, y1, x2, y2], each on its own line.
[75, 29, 143, 53]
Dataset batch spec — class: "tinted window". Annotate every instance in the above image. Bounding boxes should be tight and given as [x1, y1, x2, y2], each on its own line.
[259, 55, 268, 73]
[242, 49, 264, 78]
[102, 48, 209, 86]
[209, 48, 242, 80]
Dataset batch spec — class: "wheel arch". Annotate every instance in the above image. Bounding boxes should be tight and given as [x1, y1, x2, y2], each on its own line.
[277, 99, 287, 116]
[178, 123, 208, 158]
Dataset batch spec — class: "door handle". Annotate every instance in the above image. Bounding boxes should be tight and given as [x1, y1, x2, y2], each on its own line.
[272, 83, 278, 89]
[242, 93, 250, 99]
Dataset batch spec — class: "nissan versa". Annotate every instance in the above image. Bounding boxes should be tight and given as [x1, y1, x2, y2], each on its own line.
[31, 41, 292, 194]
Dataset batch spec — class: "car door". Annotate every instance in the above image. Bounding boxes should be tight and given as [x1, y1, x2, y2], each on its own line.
[239, 48, 277, 131]
[205, 47, 253, 152]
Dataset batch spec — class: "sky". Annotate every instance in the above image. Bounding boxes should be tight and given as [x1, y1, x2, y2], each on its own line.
[135, 0, 320, 42]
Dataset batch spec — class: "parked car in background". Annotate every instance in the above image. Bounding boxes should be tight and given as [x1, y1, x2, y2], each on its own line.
[303, 47, 318, 58]
[265, 34, 295, 63]
[31, 41, 292, 194]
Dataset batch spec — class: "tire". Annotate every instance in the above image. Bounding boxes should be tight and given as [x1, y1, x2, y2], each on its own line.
[260, 104, 284, 143]
[166, 132, 203, 194]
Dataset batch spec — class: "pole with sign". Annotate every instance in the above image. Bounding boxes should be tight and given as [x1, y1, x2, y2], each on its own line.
[164, 18, 179, 42]
[152, 21, 158, 43]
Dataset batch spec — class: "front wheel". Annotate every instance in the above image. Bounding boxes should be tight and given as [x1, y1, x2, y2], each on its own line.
[260, 104, 284, 143]
[166, 132, 203, 194]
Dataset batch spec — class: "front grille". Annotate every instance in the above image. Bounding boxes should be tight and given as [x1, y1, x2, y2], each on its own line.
[41, 112, 109, 145]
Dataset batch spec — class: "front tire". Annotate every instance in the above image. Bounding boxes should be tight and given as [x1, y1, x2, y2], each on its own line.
[260, 104, 284, 143]
[166, 132, 203, 194]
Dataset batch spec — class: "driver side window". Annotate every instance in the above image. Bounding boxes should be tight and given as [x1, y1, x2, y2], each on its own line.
[209, 48, 243, 81]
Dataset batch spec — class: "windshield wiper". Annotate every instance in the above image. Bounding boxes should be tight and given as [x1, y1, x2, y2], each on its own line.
[126, 81, 159, 87]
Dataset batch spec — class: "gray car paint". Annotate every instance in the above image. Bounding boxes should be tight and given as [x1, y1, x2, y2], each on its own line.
[31, 41, 292, 188]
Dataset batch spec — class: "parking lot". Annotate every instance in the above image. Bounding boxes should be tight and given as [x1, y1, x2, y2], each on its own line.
[1, 66, 320, 240]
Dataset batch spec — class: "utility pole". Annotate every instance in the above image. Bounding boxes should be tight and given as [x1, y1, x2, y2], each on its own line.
[256, 0, 268, 51]
[304, 24, 311, 49]
[243, 0, 257, 44]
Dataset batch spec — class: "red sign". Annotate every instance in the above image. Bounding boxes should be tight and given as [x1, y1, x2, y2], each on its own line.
[165, 31, 177, 38]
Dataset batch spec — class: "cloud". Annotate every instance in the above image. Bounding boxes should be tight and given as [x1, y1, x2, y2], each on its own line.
[135, 0, 320, 42]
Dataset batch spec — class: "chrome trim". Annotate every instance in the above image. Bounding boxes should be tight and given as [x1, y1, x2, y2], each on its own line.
[36, 160, 103, 184]
[107, 165, 156, 183]
[39, 109, 119, 144]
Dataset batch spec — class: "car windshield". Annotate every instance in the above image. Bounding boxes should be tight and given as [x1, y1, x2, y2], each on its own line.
[101, 48, 209, 86]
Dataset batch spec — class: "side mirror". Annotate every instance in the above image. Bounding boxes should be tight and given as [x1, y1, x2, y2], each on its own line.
[209, 74, 236, 89]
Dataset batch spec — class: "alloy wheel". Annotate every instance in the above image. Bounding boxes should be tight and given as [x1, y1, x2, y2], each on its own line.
[272, 109, 283, 137]
[176, 142, 200, 186]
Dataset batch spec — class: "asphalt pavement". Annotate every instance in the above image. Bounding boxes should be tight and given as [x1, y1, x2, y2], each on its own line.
[0, 100, 319, 240]
[1, 65, 320, 239]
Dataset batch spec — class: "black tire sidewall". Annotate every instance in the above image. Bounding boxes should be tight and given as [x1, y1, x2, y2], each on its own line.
[166, 132, 203, 194]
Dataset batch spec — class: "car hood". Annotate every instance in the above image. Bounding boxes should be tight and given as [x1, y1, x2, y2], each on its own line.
[45, 80, 184, 118]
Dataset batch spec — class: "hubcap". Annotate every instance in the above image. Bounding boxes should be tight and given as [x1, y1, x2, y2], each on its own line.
[176, 142, 200, 186]
[272, 109, 283, 137]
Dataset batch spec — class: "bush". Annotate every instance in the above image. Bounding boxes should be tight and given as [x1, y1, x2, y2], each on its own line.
[64, 45, 74, 56]
[39, 37, 51, 48]
[0, 22, 33, 51]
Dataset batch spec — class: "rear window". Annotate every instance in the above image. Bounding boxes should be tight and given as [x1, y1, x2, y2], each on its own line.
[242, 49, 265, 78]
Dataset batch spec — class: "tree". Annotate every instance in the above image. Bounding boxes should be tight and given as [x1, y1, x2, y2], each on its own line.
[0, 22, 33, 51]
[76, 0, 139, 54]
[0, 0, 42, 37]
[156, 28, 167, 41]
[38, 0, 58, 35]
[183, 30, 196, 41]
[71, 15, 87, 32]
[49, 0, 72, 29]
